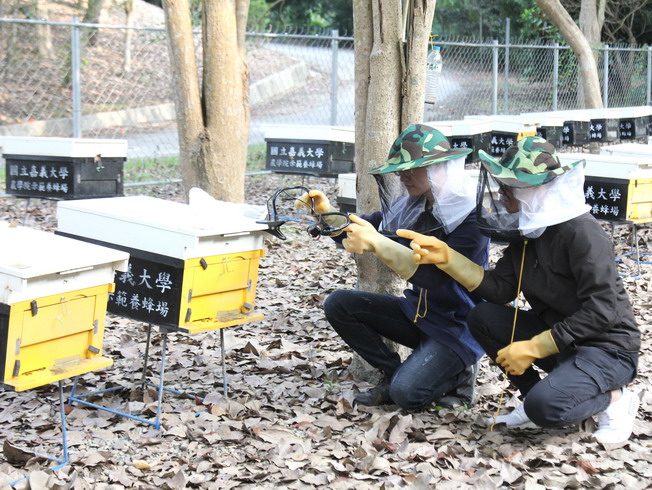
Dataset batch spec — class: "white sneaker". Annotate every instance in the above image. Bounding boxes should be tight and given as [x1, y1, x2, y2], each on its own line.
[485, 402, 538, 429]
[593, 388, 639, 444]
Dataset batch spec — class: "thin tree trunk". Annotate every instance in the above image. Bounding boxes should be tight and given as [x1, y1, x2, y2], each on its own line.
[35, 1, 53, 58]
[536, 0, 602, 108]
[83, 0, 106, 46]
[122, 0, 136, 73]
[350, 0, 436, 381]
[162, 0, 204, 192]
[201, 0, 249, 203]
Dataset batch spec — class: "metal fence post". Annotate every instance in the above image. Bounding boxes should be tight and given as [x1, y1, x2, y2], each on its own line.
[553, 43, 559, 111]
[602, 44, 609, 108]
[492, 40, 499, 115]
[330, 28, 339, 126]
[503, 18, 510, 114]
[71, 16, 82, 138]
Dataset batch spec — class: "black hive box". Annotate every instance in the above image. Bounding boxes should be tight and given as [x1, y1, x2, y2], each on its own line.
[264, 126, 354, 177]
[2, 137, 126, 199]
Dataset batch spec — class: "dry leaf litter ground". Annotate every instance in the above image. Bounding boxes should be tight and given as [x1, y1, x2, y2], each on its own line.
[0, 173, 650, 489]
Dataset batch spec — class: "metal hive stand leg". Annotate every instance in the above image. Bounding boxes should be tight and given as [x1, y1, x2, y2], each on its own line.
[221, 328, 228, 398]
[633, 223, 641, 276]
[140, 322, 154, 389]
[7, 381, 70, 487]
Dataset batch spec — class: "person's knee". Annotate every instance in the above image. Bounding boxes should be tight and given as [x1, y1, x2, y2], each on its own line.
[323, 289, 347, 320]
[388, 381, 431, 411]
[523, 385, 566, 428]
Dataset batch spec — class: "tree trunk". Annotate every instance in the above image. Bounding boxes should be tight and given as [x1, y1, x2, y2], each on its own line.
[35, 0, 53, 58]
[200, 0, 250, 203]
[163, 0, 249, 202]
[579, 0, 601, 46]
[536, 0, 602, 109]
[122, 0, 136, 73]
[350, 0, 436, 381]
[82, 0, 106, 46]
[163, 0, 204, 192]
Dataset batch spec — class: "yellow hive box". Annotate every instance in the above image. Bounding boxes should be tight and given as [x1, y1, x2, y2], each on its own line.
[56, 194, 268, 334]
[558, 152, 652, 223]
[0, 223, 129, 391]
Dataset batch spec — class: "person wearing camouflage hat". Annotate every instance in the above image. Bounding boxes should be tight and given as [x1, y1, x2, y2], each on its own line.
[295, 123, 489, 410]
[398, 136, 640, 444]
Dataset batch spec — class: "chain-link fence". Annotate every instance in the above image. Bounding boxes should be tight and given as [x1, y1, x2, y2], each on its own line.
[1, 15, 651, 163]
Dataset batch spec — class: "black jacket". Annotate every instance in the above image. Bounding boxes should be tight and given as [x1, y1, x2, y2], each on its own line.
[475, 213, 640, 353]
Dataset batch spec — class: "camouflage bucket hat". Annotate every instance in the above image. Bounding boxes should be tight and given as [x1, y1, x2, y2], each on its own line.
[369, 124, 472, 175]
[478, 136, 584, 188]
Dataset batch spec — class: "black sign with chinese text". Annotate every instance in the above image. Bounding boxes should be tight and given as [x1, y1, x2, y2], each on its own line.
[488, 132, 517, 157]
[584, 177, 628, 221]
[4, 155, 123, 199]
[110, 253, 184, 328]
[562, 121, 590, 146]
[619, 117, 649, 140]
[265, 139, 332, 175]
[5, 160, 74, 198]
[589, 119, 618, 143]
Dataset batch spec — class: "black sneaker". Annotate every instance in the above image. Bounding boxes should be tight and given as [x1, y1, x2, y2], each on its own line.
[353, 377, 392, 406]
[439, 362, 479, 408]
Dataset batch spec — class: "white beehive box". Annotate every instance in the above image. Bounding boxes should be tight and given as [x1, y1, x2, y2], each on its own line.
[264, 125, 355, 176]
[0, 222, 127, 391]
[0, 222, 129, 304]
[56, 196, 268, 260]
[559, 153, 652, 222]
[56, 195, 269, 333]
[2, 136, 128, 199]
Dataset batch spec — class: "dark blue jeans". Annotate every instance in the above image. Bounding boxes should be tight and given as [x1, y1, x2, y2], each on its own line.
[323, 289, 467, 411]
[468, 302, 638, 428]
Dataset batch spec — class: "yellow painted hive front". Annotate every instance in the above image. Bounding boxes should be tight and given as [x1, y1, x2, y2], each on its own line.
[626, 178, 652, 222]
[177, 249, 266, 334]
[1, 284, 115, 392]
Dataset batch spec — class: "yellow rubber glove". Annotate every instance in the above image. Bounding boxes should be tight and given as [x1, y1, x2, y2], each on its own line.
[496, 330, 559, 376]
[396, 228, 484, 291]
[294, 189, 347, 235]
[343, 215, 417, 280]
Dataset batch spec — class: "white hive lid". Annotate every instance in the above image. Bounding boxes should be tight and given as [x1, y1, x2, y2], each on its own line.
[57, 196, 269, 259]
[519, 112, 567, 127]
[0, 222, 129, 303]
[264, 125, 354, 143]
[600, 143, 652, 158]
[0, 137, 128, 158]
[464, 115, 538, 133]
[558, 152, 652, 179]
[424, 119, 493, 136]
[552, 111, 592, 123]
[610, 106, 652, 118]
